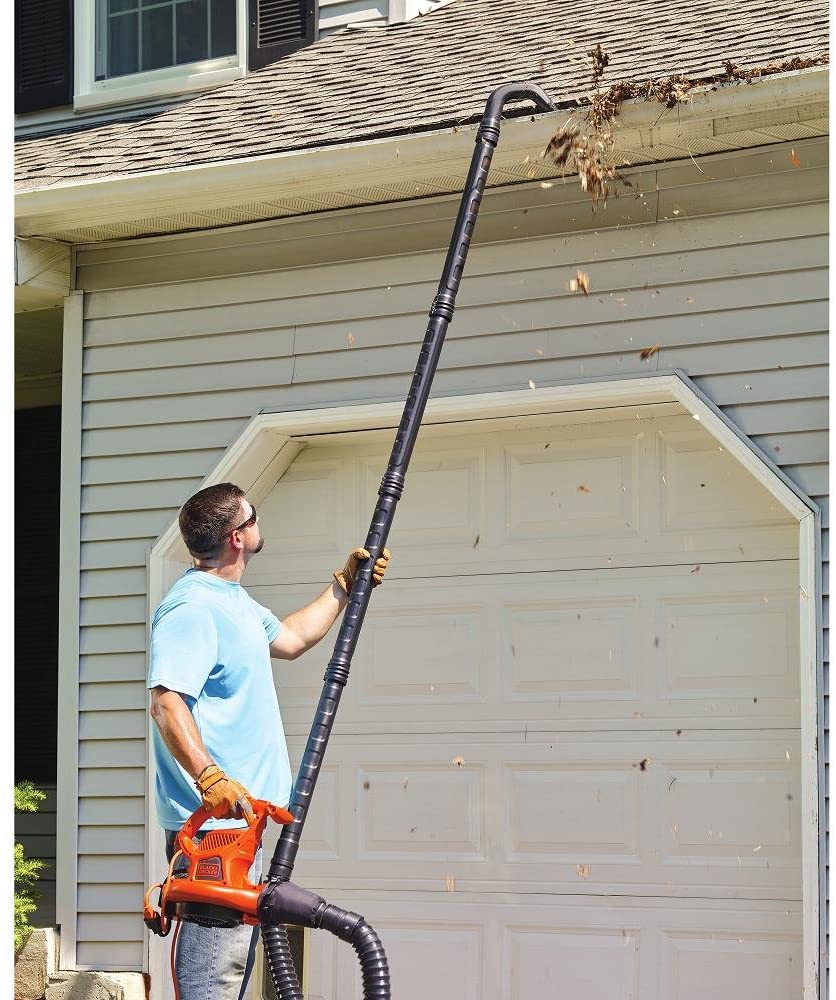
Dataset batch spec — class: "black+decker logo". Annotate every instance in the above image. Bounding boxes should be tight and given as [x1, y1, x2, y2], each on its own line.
[195, 857, 223, 881]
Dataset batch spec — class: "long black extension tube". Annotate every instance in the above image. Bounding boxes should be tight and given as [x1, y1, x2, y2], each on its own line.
[263, 80, 555, 1000]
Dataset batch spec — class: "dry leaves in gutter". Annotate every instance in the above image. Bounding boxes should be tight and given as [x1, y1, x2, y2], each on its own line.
[542, 51, 829, 208]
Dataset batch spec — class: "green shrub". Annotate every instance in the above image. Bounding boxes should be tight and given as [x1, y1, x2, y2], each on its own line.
[14, 781, 47, 953]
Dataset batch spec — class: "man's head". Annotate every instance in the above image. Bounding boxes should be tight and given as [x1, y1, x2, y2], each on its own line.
[179, 483, 264, 566]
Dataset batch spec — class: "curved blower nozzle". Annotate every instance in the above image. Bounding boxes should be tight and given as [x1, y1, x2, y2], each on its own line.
[484, 81, 556, 120]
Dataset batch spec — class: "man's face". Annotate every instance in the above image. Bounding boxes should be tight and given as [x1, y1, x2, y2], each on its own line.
[235, 498, 264, 560]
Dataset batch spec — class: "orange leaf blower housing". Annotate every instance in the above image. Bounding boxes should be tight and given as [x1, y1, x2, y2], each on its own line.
[144, 797, 295, 935]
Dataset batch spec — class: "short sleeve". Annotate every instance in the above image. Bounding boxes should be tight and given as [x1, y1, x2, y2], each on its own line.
[251, 597, 281, 644]
[148, 602, 218, 699]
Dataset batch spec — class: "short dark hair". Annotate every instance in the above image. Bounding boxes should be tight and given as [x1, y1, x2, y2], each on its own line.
[179, 482, 246, 558]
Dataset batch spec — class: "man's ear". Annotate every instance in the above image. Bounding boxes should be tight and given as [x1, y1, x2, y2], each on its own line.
[228, 530, 244, 552]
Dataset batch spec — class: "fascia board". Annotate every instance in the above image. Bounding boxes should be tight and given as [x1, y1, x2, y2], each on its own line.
[14, 66, 828, 238]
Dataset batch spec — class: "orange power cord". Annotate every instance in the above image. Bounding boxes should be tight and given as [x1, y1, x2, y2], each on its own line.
[143, 849, 185, 1000]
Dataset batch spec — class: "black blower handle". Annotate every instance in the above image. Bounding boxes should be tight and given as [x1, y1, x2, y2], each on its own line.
[268, 80, 555, 886]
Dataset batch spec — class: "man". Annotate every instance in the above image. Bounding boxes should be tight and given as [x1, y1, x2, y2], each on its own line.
[147, 482, 389, 1000]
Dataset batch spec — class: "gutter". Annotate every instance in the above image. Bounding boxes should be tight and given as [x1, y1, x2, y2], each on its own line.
[14, 66, 828, 241]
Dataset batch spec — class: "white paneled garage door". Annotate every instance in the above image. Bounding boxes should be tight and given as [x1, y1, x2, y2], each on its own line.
[250, 405, 803, 1000]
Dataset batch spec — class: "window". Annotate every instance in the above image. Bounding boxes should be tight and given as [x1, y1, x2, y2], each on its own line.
[73, 0, 315, 111]
[75, 0, 248, 110]
[95, 0, 237, 80]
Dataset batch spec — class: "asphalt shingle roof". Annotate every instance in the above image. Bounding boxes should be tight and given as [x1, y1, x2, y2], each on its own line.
[14, 0, 828, 192]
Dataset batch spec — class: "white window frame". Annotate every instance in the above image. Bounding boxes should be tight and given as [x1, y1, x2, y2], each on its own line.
[74, 0, 248, 111]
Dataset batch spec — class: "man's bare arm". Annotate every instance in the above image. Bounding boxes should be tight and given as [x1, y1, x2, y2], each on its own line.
[269, 581, 348, 661]
[149, 686, 214, 779]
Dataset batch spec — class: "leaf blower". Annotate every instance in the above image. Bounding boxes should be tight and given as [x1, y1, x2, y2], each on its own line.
[144, 80, 556, 1000]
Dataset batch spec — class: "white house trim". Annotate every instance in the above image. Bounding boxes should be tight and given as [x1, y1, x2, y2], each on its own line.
[56, 291, 84, 970]
[144, 372, 821, 998]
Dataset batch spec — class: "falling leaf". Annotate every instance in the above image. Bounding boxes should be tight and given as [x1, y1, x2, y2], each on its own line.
[690, 564, 701, 574]
[790, 148, 801, 168]
[800, 586, 809, 599]
[535, 348, 544, 356]
[472, 534, 480, 550]
[588, 42, 610, 87]
[347, 333, 355, 347]
[577, 484, 591, 493]
[575, 864, 591, 879]
[744, 384, 753, 391]
[444, 875, 456, 892]
[685, 296, 695, 303]
[754, 845, 762, 852]
[528, 379, 537, 390]
[573, 269, 591, 295]
[363, 781, 370, 790]
[672, 208, 681, 215]
[640, 344, 661, 360]
[540, 181, 554, 189]
[452, 756, 465, 768]
[403, 777, 409, 789]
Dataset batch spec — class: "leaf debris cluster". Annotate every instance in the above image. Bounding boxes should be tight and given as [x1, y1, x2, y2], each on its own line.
[543, 49, 829, 207]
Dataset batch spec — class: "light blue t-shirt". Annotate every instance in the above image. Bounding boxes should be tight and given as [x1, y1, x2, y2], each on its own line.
[147, 569, 292, 830]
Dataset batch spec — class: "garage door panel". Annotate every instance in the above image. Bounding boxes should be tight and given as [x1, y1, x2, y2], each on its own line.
[304, 896, 801, 1000]
[660, 930, 801, 1000]
[656, 426, 791, 533]
[359, 447, 485, 546]
[501, 433, 639, 541]
[507, 925, 639, 1000]
[278, 734, 801, 898]
[265, 562, 799, 730]
[260, 456, 349, 557]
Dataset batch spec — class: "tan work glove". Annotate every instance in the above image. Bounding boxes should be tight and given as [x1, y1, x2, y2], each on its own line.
[195, 764, 255, 822]
[334, 547, 391, 595]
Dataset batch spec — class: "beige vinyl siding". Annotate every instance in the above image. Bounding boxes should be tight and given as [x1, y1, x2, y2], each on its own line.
[71, 142, 828, 972]
[318, 0, 387, 35]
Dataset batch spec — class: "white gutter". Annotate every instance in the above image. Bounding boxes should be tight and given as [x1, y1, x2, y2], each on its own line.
[14, 67, 828, 240]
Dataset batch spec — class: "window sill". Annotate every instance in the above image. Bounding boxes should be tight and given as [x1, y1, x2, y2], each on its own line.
[74, 62, 245, 112]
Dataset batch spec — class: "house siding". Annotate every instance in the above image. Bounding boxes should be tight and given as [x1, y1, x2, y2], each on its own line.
[318, 0, 388, 35]
[70, 141, 828, 974]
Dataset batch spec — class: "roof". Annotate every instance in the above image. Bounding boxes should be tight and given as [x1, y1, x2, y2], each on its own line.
[15, 0, 828, 192]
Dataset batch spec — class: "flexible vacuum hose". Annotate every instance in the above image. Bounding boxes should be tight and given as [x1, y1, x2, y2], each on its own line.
[262, 925, 304, 1000]
[318, 905, 390, 1000]
[259, 881, 391, 999]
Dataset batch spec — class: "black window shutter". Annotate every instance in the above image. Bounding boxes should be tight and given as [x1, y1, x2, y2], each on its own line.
[15, 0, 73, 114]
[248, 0, 316, 71]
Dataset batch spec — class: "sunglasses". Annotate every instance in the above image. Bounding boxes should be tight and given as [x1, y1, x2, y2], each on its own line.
[230, 504, 257, 534]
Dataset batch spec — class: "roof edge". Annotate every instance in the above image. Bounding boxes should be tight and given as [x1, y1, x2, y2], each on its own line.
[15, 66, 828, 241]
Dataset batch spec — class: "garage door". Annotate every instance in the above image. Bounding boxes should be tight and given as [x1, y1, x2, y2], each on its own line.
[250, 405, 803, 1000]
